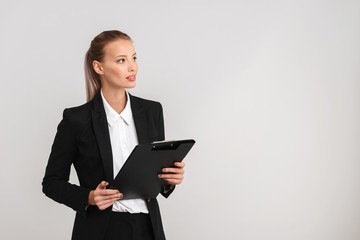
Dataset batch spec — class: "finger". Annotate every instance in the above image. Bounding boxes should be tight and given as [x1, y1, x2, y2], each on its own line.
[96, 189, 121, 196]
[158, 174, 184, 180]
[95, 193, 123, 202]
[97, 197, 122, 206]
[98, 203, 113, 210]
[101, 196, 122, 205]
[97, 195, 122, 206]
[97, 198, 119, 210]
[174, 162, 185, 168]
[164, 179, 182, 185]
[162, 167, 184, 174]
[97, 181, 109, 190]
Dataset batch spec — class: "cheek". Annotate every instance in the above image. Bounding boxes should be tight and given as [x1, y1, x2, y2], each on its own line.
[109, 66, 127, 78]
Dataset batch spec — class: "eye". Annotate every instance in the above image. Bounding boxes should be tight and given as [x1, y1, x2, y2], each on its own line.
[117, 59, 125, 63]
[133, 56, 137, 61]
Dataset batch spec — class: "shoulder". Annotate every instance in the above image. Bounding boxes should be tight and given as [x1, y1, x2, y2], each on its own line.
[62, 101, 92, 122]
[130, 94, 162, 108]
[129, 94, 163, 114]
[58, 101, 93, 136]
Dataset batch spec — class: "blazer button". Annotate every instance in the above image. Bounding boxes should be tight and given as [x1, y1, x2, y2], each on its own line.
[147, 198, 151, 203]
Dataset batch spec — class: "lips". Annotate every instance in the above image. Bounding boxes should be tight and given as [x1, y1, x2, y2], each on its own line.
[126, 75, 136, 81]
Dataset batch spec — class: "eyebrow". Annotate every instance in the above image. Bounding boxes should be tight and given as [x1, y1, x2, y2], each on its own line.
[114, 53, 136, 58]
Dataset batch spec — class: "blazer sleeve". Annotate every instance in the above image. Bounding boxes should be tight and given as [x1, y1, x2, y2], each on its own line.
[42, 108, 91, 217]
[157, 103, 176, 198]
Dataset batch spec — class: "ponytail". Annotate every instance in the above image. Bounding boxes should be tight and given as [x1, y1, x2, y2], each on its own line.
[84, 48, 101, 102]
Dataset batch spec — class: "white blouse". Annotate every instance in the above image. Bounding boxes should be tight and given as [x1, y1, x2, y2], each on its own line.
[101, 89, 148, 214]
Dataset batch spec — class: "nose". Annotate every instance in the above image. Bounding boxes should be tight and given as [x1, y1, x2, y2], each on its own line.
[128, 60, 137, 72]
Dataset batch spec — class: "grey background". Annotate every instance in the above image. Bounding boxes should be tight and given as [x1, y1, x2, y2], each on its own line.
[1, 0, 359, 239]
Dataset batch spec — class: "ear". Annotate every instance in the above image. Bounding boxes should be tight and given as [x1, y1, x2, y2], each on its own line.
[93, 60, 104, 75]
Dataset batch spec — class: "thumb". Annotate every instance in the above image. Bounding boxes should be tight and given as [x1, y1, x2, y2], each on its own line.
[97, 181, 108, 190]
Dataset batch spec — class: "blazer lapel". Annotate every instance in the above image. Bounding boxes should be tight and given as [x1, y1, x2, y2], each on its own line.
[91, 91, 114, 181]
[90, 91, 149, 182]
[129, 93, 149, 144]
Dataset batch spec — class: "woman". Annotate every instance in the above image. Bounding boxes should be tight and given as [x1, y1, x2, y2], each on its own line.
[42, 30, 185, 240]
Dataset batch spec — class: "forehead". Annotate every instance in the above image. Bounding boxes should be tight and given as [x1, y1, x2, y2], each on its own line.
[103, 39, 135, 58]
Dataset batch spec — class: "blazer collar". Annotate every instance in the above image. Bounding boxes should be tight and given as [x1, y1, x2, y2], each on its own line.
[100, 89, 132, 127]
[90, 90, 148, 182]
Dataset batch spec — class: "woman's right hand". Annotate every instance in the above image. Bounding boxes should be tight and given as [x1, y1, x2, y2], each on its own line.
[88, 181, 123, 210]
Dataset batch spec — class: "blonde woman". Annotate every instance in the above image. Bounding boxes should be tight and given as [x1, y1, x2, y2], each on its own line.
[42, 30, 185, 240]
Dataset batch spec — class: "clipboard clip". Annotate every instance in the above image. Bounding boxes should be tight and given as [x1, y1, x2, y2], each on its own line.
[151, 141, 180, 151]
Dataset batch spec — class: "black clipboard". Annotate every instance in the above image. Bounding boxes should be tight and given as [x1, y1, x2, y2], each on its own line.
[108, 139, 196, 199]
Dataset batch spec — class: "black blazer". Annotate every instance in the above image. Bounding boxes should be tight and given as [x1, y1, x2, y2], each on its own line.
[42, 91, 174, 240]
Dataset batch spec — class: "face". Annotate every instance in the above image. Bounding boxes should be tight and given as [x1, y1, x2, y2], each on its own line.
[93, 39, 138, 90]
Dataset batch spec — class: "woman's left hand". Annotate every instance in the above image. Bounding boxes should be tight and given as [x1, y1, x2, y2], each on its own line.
[158, 162, 185, 185]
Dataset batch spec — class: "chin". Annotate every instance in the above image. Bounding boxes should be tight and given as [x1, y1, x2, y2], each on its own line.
[126, 82, 136, 89]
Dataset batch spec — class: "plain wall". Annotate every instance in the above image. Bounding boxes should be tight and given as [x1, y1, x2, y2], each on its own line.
[1, 0, 359, 239]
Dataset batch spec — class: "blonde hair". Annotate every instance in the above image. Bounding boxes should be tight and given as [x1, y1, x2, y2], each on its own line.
[84, 30, 132, 102]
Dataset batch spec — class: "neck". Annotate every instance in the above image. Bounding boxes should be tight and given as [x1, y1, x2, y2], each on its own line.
[101, 86, 127, 114]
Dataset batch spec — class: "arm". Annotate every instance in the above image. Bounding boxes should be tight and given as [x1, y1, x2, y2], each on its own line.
[42, 108, 91, 217]
[157, 102, 177, 198]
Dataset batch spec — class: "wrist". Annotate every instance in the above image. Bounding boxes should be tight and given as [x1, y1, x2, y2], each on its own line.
[88, 190, 95, 205]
